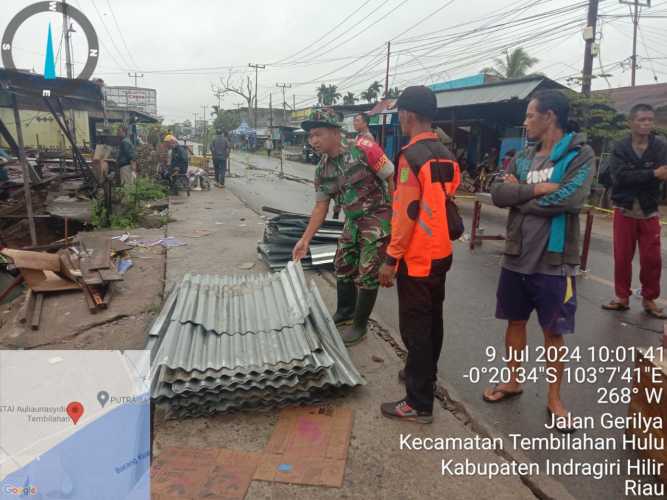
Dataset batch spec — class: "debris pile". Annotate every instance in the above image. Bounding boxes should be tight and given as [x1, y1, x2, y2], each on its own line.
[1, 233, 132, 329]
[148, 261, 364, 418]
[258, 208, 342, 270]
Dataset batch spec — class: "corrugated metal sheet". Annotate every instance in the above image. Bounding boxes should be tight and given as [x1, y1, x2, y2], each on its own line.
[171, 264, 309, 334]
[148, 261, 364, 418]
[594, 83, 667, 115]
[259, 212, 342, 270]
[435, 78, 543, 109]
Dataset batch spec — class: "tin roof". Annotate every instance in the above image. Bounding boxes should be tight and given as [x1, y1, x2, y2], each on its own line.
[434, 76, 564, 109]
[148, 261, 364, 417]
[594, 83, 667, 115]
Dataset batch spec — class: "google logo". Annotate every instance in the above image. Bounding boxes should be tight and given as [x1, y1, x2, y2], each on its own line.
[3, 484, 38, 496]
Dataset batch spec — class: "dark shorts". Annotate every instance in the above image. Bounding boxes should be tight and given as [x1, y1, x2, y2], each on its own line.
[496, 268, 576, 335]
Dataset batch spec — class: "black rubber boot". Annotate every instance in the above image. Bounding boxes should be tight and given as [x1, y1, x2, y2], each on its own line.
[342, 288, 378, 345]
[332, 280, 357, 325]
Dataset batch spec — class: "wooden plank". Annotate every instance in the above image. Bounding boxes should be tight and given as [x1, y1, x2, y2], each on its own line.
[100, 284, 112, 309]
[80, 282, 98, 313]
[110, 239, 132, 253]
[20, 269, 80, 292]
[79, 258, 104, 286]
[58, 251, 82, 282]
[88, 238, 111, 270]
[31, 293, 44, 330]
[98, 269, 123, 282]
[1, 249, 60, 271]
[78, 234, 112, 270]
[16, 289, 33, 324]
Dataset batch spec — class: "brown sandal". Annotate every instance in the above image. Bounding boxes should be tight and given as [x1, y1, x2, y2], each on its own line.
[601, 301, 629, 311]
[482, 384, 523, 403]
[644, 307, 667, 319]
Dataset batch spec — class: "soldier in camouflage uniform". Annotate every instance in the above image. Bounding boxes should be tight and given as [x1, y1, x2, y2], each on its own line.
[292, 108, 395, 345]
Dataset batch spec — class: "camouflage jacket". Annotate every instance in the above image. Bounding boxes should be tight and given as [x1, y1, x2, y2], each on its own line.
[314, 137, 394, 220]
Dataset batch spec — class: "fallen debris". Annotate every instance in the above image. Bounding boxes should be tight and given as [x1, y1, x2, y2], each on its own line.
[258, 207, 342, 270]
[148, 261, 364, 418]
[0, 231, 134, 329]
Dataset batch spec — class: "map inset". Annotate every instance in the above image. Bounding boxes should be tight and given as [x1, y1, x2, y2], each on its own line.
[0, 350, 150, 500]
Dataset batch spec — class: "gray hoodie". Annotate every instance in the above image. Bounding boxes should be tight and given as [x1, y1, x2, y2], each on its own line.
[490, 133, 595, 271]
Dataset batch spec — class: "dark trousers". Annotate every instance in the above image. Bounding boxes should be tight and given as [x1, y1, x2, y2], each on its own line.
[397, 269, 448, 412]
[613, 208, 662, 300]
[213, 157, 227, 184]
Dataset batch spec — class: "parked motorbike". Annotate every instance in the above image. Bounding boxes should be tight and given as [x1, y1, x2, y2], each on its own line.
[302, 143, 320, 164]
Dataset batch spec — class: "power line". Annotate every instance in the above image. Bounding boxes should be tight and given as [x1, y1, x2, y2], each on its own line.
[105, 0, 140, 70]
[271, 0, 376, 65]
[89, 0, 133, 70]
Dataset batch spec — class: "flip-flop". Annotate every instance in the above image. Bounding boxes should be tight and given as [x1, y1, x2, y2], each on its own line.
[546, 407, 576, 434]
[482, 384, 523, 403]
[601, 301, 630, 311]
[644, 307, 667, 319]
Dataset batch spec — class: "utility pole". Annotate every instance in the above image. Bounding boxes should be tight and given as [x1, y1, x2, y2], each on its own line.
[62, 0, 76, 146]
[193, 113, 198, 138]
[380, 41, 391, 148]
[62, 0, 73, 79]
[212, 87, 224, 109]
[293, 95, 296, 113]
[128, 72, 144, 87]
[620, 0, 651, 87]
[269, 93, 273, 130]
[248, 63, 265, 128]
[581, 0, 599, 96]
[276, 83, 292, 124]
[201, 105, 208, 158]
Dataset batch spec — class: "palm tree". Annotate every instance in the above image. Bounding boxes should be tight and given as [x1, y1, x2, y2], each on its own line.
[316, 84, 341, 105]
[482, 47, 539, 79]
[327, 84, 341, 105]
[316, 84, 328, 105]
[343, 92, 357, 105]
[361, 81, 383, 103]
[386, 86, 401, 98]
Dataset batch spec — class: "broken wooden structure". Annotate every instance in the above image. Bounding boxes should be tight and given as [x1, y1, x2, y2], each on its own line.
[1, 232, 130, 330]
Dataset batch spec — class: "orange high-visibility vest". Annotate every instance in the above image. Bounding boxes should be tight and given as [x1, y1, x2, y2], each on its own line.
[395, 137, 461, 277]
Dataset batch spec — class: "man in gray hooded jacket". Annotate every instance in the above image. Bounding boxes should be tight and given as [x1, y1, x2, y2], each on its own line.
[483, 90, 594, 434]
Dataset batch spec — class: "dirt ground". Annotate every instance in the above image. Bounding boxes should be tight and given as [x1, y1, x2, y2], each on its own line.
[0, 228, 166, 350]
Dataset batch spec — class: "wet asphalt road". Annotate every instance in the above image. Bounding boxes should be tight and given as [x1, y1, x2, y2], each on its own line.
[225, 152, 666, 500]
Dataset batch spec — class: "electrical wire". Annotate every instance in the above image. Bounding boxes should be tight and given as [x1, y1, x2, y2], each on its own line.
[105, 0, 140, 70]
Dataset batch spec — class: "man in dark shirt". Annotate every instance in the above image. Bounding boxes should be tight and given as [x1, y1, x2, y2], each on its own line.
[116, 126, 136, 185]
[210, 129, 230, 187]
[602, 103, 667, 318]
[168, 137, 189, 175]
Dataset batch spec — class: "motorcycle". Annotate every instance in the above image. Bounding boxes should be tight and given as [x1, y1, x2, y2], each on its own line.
[302, 143, 320, 164]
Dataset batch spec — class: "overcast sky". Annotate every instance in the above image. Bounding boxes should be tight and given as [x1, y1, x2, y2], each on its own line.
[3, 0, 667, 122]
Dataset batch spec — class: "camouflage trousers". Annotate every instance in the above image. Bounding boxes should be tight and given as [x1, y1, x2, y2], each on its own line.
[335, 214, 390, 290]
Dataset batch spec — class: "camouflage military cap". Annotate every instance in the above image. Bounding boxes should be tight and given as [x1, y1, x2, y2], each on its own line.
[301, 107, 341, 131]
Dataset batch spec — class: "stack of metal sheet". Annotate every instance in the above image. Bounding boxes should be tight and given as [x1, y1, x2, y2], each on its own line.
[147, 261, 364, 418]
[257, 208, 343, 270]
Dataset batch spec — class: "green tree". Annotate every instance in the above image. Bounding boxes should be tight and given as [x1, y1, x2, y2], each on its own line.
[386, 86, 401, 98]
[565, 90, 627, 153]
[482, 47, 539, 79]
[327, 84, 341, 105]
[212, 108, 241, 133]
[316, 84, 341, 105]
[361, 81, 383, 103]
[343, 92, 357, 105]
[316, 84, 328, 105]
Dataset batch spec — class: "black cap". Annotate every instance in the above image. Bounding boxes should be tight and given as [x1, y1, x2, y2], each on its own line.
[396, 86, 437, 120]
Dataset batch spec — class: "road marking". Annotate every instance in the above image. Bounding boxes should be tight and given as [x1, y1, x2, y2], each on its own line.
[583, 273, 667, 307]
